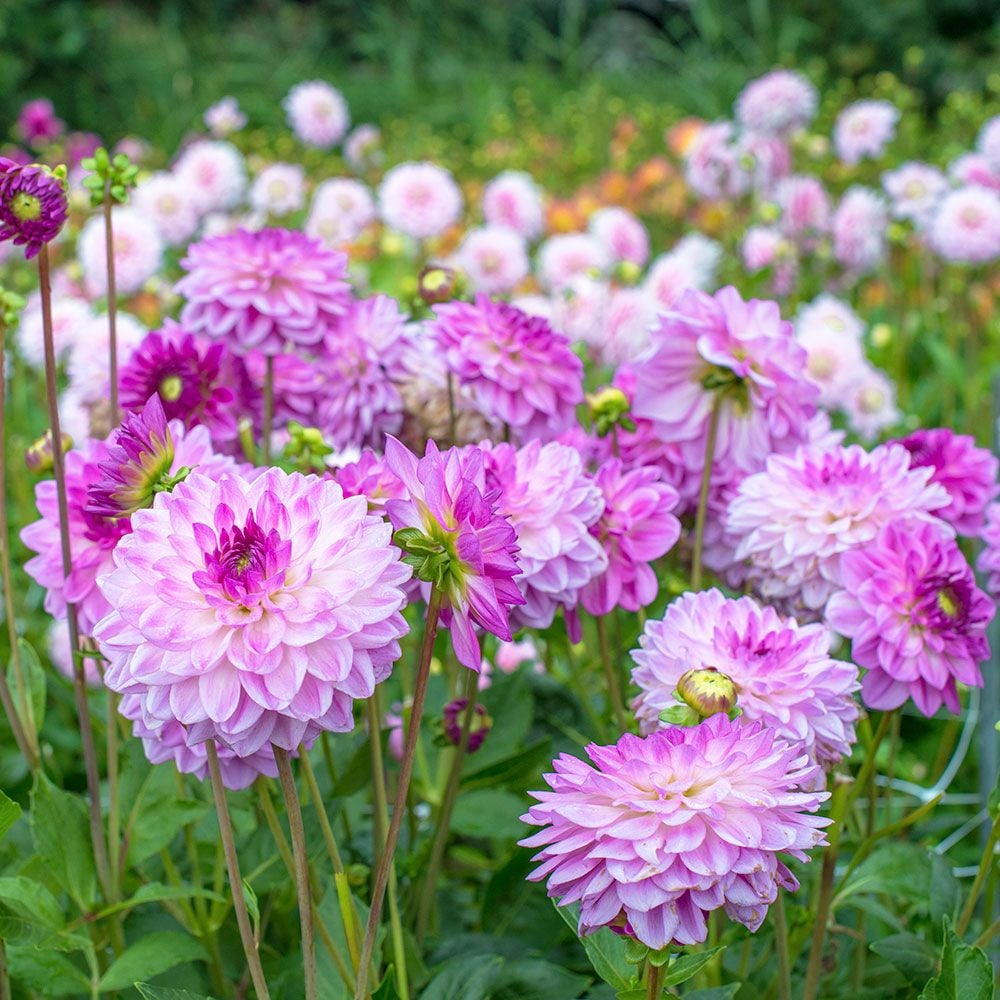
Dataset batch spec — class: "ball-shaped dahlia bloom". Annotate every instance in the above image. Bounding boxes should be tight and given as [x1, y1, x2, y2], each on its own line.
[133, 171, 200, 246]
[377, 161, 462, 240]
[176, 228, 351, 356]
[832, 187, 888, 275]
[537, 233, 610, 291]
[795, 294, 865, 343]
[173, 139, 247, 215]
[16, 289, 93, 368]
[284, 80, 350, 148]
[827, 519, 993, 716]
[344, 123, 382, 172]
[520, 714, 829, 949]
[429, 295, 584, 441]
[841, 365, 900, 440]
[631, 286, 818, 478]
[483, 440, 607, 630]
[631, 589, 859, 773]
[482, 170, 544, 240]
[774, 175, 831, 247]
[684, 121, 749, 201]
[0, 158, 68, 259]
[203, 96, 247, 138]
[453, 225, 529, 295]
[882, 162, 947, 227]
[249, 163, 306, 217]
[384, 437, 524, 672]
[735, 69, 818, 137]
[834, 100, 899, 165]
[928, 186, 1000, 264]
[306, 177, 376, 248]
[896, 428, 998, 537]
[726, 443, 951, 617]
[16, 99, 65, 146]
[643, 236, 721, 310]
[95, 468, 411, 755]
[795, 318, 867, 410]
[77, 206, 165, 297]
[977, 503, 1000, 596]
[588, 207, 650, 268]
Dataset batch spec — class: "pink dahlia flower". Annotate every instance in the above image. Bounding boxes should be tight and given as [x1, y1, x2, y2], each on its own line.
[453, 225, 530, 295]
[482, 170, 544, 240]
[841, 365, 900, 440]
[377, 161, 462, 240]
[588, 207, 650, 268]
[334, 450, 407, 509]
[483, 440, 607, 630]
[133, 172, 200, 246]
[827, 519, 993, 716]
[882, 162, 947, 227]
[429, 295, 584, 441]
[684, 122, 749, 201]
[977, 503, 1000, 595]
[774, 175, 831, 247]
[15, 289, 93, 368]
[384, 437, 524, 672]
[203, 97, 247, 138]
[176, 228, 350, 356]
[795, 318, 867, 410]
[643, 235, 721, 310]
[16, 99, 65, 146]
[834, 100, 899, 165]
[595, 288, 657, 367]
[520, 714, 829, 949]
[579, 459, 681, 617]
[735, 70, 818, 137]
[95, 468, 411, 755]
[77, 206, 164, 297]
[832, 187, 889, 275]
[726, 443, 950, 617]
[0, 158, 68, 260]
[741, 225, 786, 272]
[928, 186, 1000, 264]
[631, 589, 859, 772]
[249, 163, 306, 217]
[949, 152, 1000, 192]
[306, 178, 376, 248]
[344, 124, 382, 172]
[284, 80, 350, 148]
[537, 233, 610, 291]
[631, 286, 818, 477]
[795, 294, 865, 343]
[173, 140, 247, 215]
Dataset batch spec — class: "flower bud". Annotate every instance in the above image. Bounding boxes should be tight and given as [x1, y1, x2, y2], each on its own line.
[442, 698, 492, 753]
[587, 386, 634, 437]
[675, 667, 738, 719]
[25, 428, 71, 473]
[418, 264, 460, 305]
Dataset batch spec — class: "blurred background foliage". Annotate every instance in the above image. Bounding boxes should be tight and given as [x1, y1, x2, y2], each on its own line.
[3, 0, 1000, 153]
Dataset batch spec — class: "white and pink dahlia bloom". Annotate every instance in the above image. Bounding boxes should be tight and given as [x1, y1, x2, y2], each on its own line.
[174, 139, 247, 215]
[453, 225, 530, 294]
[203, 96, 247, 138]
[176, 228, 351, 356]
[795, 319, 867, 410]
[643, 234, 721, 309]
[841, 365, 900, 440]
[250, 163, 306, 217]
[15, 290, 93, 367]
[344, 123, 382, 172]
[520, 714, 829, 949]
[882, 162, 947, 227]
[133, 172, 200, 246]
[306, 177, 376, 248]
[631, 589, 859, 773]
[283, 80, 350, 148]
[77, 206, 164, 297]
[795, 294, 865, 343]
[537, 233, 610, 291]
[482, 170, 545, 240]
[95, 469, 411, 756]
[832, 187, 889, 275]
[726, 442, 950, 617]
[833, 100, 899, 165]
[483, 440, 607, 630]
[735, 69, 818, 137]
[378, 161, 462, 240]
[774, 175, 831, 246]
[928, 186, 1000, 264]
[588, 207, 650, 268]
[684, 121, 749, 200]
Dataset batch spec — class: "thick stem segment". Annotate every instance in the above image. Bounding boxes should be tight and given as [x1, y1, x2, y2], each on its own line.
[354, 589, 443, 1000]
[102, 193, 119, 423]
[645, 957, 663, 1000]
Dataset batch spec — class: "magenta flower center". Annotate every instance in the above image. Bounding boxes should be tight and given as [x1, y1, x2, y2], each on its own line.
[199, 514, 291, 608]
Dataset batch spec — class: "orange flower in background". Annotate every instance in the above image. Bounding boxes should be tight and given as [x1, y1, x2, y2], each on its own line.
[598, 170, 631, 207]
[666, 118, 705, 158]
[861, 280, 889, 309]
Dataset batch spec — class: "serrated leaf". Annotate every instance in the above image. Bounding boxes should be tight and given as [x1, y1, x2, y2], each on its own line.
[98, 930, 205, 991]
[420, 953, 504, 1000]
[488, 958, 591, 1000]
[553, 901, 634, 991]
[918, 924, 995, 1000]
[0, 789, 21, 840]
[12, 637, 46, 734]
[661, 946, 725, 987]
[30, 774, 97, 908]
[0, 875, 64, 929]
[871, 933, 937, 985]
[451, 789, 525, 840]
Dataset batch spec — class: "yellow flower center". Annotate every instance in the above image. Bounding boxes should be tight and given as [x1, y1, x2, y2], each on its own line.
[159, 375, 183, 402]
[10, 192, 41, 222]
[937, 587, 959, 618]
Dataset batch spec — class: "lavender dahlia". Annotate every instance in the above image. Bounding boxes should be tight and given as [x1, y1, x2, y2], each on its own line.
[632, 589, 859, 773]
[95, 468, 411, 756]
[0, 157, 68, 259]
[827, 520, 993, 716]
[520, 714, 829, 948]
[977, 503, 1000, 596]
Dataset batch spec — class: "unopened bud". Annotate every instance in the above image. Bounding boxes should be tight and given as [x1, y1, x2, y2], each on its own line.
[26, 428, 71, 473]
[588, 386, 634, 437]
[442, 698, 492, 753]
[418, 264, 460, 305]
[675, 667, 738, 719]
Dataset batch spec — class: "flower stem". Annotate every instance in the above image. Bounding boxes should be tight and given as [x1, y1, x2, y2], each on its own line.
[645, 957, 663, 1000]
[299, 750, 345, 873]
[957, 811, 1000, 936]
[263, 355, 274, 464]
[273, 747, 318, 1000]
[974, 915, 1000, 948]
[102, 193, 119, 423]
[415, 667, 478, 944]
[446, 372, 457, 446]
[354, 588, 443, 1000]
[38, 245, 111, 901]
[206, 740, 270, 1000]
[595, 615, 628, 733]
[691, 394, 722, 591]
[774, 892, 792, 1000]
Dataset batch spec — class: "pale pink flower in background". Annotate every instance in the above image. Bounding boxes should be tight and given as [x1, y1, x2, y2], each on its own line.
[537, 233, 610, 291]
[482, 170, 544, 240]
[795, 294, 865, 343]
[796, 320, 868, 410]
[978, 115, 1000, 172]
[344, 124, 383, 171]
[250, 163, 306, 217]
[77, 207, 164, 297]
[774, 175, 830, 246]
[284, 80, 350, 148]
[203, 97, 247, 137]
[735, 69, 818, 137]
[948, 152, 1000, 192]
[832, 187, 888, 275]
[834, 100, 899, 165]
[174, 139, 247, 215]
[842, 365, 901, 439]
[133, 172, 200, 246]
[378, 161, 462, 240]
[306, 177, 376, 247]
[588, 207, 650, 267]
[882, 162, 947, 227]
[929, 186, 1000, 264]
[453, 225, 530, 294]
[15, 290, 93, 368]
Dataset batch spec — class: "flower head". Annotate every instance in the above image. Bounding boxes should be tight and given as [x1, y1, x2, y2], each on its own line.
[95, 469, 411, 755]
[453, 225, 529, 295]
[334, 450, 408, 508]
[832, 187, 888, 275]
[482, 170, 544, 240]
[344, 124, 382, 171]
[684, 122, 749, 200]
[977, 502, 1000, 595]
[250, 163, 306, 217]
[306, 178, 375, 248]
[520, 715, 829, 949]
[77, 206, 164, 296]
[537, 233, 609, 291]
[204, 97, 247, 137]
[16, 99, 65, 146]
[735, 70, 818, 137]
[882, 162, 947, 227]
[643, 235, 721, 310]
[774, 175, 830, 247]
[841, 365, 900, 440]
[827, 520, 993, 716]
[632, 589, 859, 773]
[442, 698, 492, 753]
[173, 140, 247, 215]
[284, 80, 350, 148]
[378, 161, 462, 240]
[588, 207, 650, 268]
[133, 172, 200, 246]
[0, 158, 68, 259]
[834, 100, 899, 165]
[928, 186, 1000, 264]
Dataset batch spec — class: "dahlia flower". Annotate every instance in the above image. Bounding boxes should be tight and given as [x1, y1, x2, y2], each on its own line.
[631, 286, 818, 477]
[203, 97, 247, 138]
[896, 428, 998, 537]
[15, 290, 93, 368]
[77, 206, 164, 297]
[643, 235, 721, 309]
[537, 233, 610, 291]
[579, 459, 681, 616]
[738, 132, 791, 193]
[16, 99, 65, 146]
[841, 366, 900, 440]
[176, 228, 350, 355]
[429, 295, 584, 441]
[774, 175, 831, 247]
[632, 589, 859, 772]
[588, 207, 650, 268]
[384, 437, 524, 671]
[834, 100, 899, 165]
[795, 319, 867, 410]
[66, 311, 149, 413]
[95, 468, 411, 755]
[735, 69, 818, 137]
[520, 714, 829, 949]
[306, 178, 376, 248]
[827, 520, 992, 716]
[684, 121, 749, 201]
[173, 139, 247, 215]
[929, 186, 1000, 264]
[334, 450, 407, 508]
[378, 161, 462, 240]
[284, 80, 350, 148]
[482, 170, 544, 240]
[948, 153, 1000, 192]
[344, 124, 382, 172]
[977, 503, 1000, 595]
[795, 294, 865, 343]
[548, 275, 609, 346]
[133, 172, 200, 246]
[595, 288, 657, 367]
[0, 158, 68, 259]
[741, 225, 786, 272]
[832, 187, 888, 275]
[882, 162, 947, 227]
[250, 163, 306, 218]
[726, 442, 950, 616]
[453, 225, 530, 295]
[483, 440, 607, 630]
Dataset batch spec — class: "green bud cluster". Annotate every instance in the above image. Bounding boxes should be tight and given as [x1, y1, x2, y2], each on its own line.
[81, 147, 139, 207]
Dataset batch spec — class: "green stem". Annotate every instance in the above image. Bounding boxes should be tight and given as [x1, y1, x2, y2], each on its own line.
[974, 915, 1000, 949]
[956, 811, 1000, 937]
[646, 957, 663, 1000]
[446, 372, 457, 446]
[299, 750, 345, 873]
[206, 740, 271, 1000]
[595, 616, 628, 733]
[320, 731, 353, 843]
[354, 589, 443, 1000]
[102, 193, 119, 423]
[774, 893, 792, 1000]
[263, 355, 274, 464]
[106, 690, 121, 906]
[691, 394, 722, 591]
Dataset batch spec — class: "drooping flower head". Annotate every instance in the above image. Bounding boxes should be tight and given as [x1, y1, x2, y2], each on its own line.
[827, 519, 993, 716]
[429, 295, 584, 441]
[735, 69, 818, 137]
[896, 428, 998, 537]
[0, 158, 68, 259]
[834, 100, 899, 165]
[176, 228, 351, 355]
[482, 170, 544, 240]
[384, 437, 524, 671]
[632, 589, 859, 773]
[520, 715, 829, 949]
[378, 161, 462, 240]
[95, 469, 411, 756]
[284, 80, 350, 148]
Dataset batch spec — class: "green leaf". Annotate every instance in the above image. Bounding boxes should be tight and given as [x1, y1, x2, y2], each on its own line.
[0, 875, 64, 929]
[684, 987, 742, 999]
[98, 931, 205, 991]
[461, 739, 552, 792]
[30, 774, 97, 908]
[135, 986, 215, 1000]
[661, 946, 725, 987]
[871, 933, 938, 986]
[0, 788, 22, 840]
[12, 637, 47, 734]
[421, 954, 504, 1000]
[127, 782, 208, 865]
[552, 900, 634, 991]
[918, 924, 995, 1000]
[6, 946, 92, 996]
[451, 789, 525, 840]
[838, 843, 958, 917]
[489, 958, 591, 1000]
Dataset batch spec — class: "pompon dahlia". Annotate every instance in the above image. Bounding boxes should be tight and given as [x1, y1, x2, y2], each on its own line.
[384, 436, 524, 672]
[175, 228, 351, 356]
[832, 187, 889, 275]
[249, 162, 306, 218]
[834, 100, 899, 166]
[882, 162, 947, 227]
[735, 69, 818, 137]
[588, 207, 650, 268]
[537, 233, 610, 291]
[482, 170, 544, 241]
[631, 286, 818, 477]
[429, 295, 584, 441]
[827, 520, 993, 716]
[928, 185, 1000, 264]
[377, 161, 462, 240]
[94, 469, 411, 756]
[306, 178, 376, 248]
[841, 365, 900, 440]
[977, 503, 1000, 596]
[133, 171, 200, 247]
[726, 443, 951, 617]
[453, 225, 529, 295]
[520, 715, 830, 949]
[77, 207, 165, 297]
[631, 589, 859, 773]
[0, 158, 68, 259]
[334, 449, 408, 508]
[173, 139, 247, 215]
[578, 459, 681, 617]
[897, 428, 999, 537]
[482, 440, 607, 631]
[284, 80, 350, 148]
[22, 422, 238, 634]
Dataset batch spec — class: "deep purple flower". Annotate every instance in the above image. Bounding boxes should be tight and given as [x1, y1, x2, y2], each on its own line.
[442, 698, 491, 753]
[0, 158, 68, 259]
